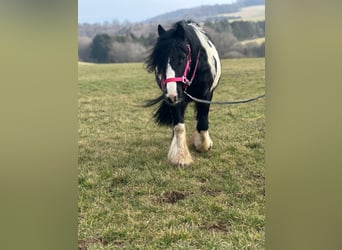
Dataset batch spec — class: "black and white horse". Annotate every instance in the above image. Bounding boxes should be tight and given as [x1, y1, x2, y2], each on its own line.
[146, 20, 221, 166]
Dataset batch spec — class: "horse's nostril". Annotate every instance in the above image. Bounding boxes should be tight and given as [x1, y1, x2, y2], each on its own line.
[166, 94, 178, 104]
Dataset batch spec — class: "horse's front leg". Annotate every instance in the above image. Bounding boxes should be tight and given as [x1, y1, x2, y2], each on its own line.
[192, 102, 213, 152]
[167, 105, 193, 166]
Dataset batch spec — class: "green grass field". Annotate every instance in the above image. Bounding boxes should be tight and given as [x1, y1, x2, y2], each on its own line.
[78, 58, 265, 249]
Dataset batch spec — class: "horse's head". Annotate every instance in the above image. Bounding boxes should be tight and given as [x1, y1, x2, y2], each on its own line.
[147, 22, 193, 105]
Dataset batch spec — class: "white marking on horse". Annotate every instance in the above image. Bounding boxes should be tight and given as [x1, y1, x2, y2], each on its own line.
[168, 123, 193, 166]
[192, 130, 213, 152]
[188, 23, 221, 91]
[165, 61, 177, 99]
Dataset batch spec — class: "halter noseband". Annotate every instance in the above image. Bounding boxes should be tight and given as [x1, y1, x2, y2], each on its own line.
[163, 44, 200, 90]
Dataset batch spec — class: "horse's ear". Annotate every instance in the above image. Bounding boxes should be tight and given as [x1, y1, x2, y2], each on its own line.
[175, 23, 185, 39]
[158, 25, 166, 36]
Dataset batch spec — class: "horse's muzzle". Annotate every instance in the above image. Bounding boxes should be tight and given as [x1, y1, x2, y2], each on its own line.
[168, 94, 178, 103]
[165, 94, 181, 106]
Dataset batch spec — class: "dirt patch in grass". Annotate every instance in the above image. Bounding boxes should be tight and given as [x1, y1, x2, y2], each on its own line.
[245, 142, 262, 149]
[78, 237, 109, 250]
[159, 190, 189, 204]
[201, 187, 223, 197]
[199, 222, 230, 232]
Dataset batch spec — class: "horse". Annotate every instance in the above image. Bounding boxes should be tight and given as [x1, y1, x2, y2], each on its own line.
[145, 20, 221, 166]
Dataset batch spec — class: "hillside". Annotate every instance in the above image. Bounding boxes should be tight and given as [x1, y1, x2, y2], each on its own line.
[222, 5, 265, 21]
[145, 4, 240, 23]
[145, 0, 264, 24]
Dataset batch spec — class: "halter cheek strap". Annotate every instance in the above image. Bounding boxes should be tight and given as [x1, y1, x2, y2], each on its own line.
[163, 44, 200, 90]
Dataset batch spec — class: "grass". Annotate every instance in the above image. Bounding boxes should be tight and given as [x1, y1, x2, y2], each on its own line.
[241, 38, 265, 46]
[78, 58, 265, 249]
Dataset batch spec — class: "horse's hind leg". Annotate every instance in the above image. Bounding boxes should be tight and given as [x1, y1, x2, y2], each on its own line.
[192, 102, 213, 152]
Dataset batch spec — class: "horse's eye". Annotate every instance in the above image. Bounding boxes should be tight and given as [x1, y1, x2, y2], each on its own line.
[176, 56, 186, 65]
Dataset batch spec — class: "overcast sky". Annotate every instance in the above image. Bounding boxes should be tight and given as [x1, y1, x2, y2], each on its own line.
[79, 0, 236, 23]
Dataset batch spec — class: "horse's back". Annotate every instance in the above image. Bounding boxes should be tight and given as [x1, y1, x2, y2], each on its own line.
[188, 22, 221, 92]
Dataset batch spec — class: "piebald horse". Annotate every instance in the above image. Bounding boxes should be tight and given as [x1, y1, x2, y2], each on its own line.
[146, 20, 221, 166]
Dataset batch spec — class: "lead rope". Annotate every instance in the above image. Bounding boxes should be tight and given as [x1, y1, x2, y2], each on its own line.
[184, 91, 265, 105]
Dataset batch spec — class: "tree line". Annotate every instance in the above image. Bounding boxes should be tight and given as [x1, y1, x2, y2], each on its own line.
[78, 20, 265, 63]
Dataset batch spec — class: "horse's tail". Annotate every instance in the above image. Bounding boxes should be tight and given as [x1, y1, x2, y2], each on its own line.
[144, 94, 164, 107]
[144, 95, 174, 126]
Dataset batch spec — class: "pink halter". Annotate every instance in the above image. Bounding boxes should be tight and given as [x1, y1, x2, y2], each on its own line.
[163, 44, 200, 90]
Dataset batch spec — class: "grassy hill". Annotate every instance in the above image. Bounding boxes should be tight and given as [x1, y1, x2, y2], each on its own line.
[78, 58, 265, 249]
[145, 0, 264, 24]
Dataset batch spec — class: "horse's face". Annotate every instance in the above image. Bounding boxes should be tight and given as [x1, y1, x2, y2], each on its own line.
[164, 47, 188, 104]
[157, 24, 189, 105]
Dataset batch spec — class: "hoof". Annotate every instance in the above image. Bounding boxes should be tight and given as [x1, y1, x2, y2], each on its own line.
[193, 130, 213, 152]
[168, 156, 193, 167]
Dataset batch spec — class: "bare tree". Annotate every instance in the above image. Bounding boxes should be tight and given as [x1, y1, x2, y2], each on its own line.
[110, 42, 147, 63]
[78, 37, 92, 62]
